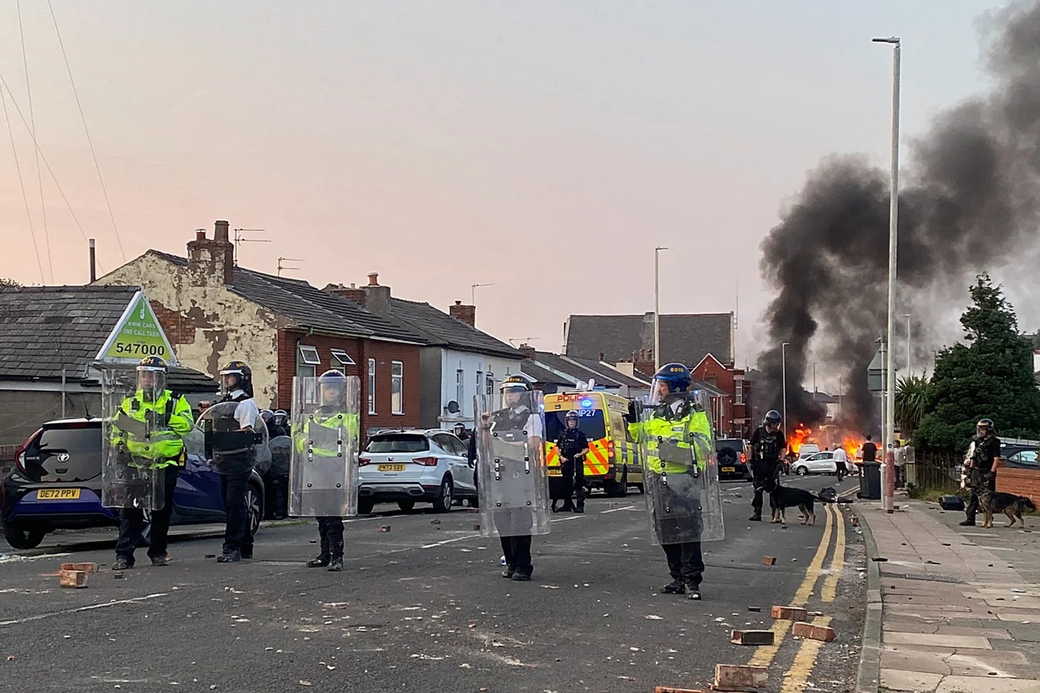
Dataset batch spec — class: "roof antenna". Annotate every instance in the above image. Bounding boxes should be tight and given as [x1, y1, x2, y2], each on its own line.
[277, 257, 303, 277]
[232, 228, 269, 266]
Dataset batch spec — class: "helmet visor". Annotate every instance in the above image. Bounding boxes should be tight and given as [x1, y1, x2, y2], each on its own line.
[220, 369, 244, 397]
[649, 377, 679, 406]
[136, 365, 166, 395]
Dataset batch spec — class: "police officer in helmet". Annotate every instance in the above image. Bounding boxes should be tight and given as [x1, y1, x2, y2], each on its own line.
[214, 360, 261, 563]
[961, 418, 1002, 527]
[553, 410, 589, 513]
[749, 410, 786, 522]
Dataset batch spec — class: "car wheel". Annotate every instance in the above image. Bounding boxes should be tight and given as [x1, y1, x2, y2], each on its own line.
[605, 470, 629, 498]
[432, 478, 454, 513]
[796, 466, 808, 476]
[3, 525, 47, 550]
[357, 498, 375, 515]
[397, 500, 416, 512]
[246, 483, 264, 537]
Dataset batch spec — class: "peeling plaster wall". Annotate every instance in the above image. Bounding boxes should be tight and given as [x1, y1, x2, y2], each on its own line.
[95, 253, 284, 404]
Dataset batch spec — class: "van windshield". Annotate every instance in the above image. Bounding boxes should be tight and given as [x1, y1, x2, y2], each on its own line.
[545, 410, 606, 442]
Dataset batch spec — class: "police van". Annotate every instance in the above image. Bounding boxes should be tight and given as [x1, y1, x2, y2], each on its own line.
[543, 392, 643, 497]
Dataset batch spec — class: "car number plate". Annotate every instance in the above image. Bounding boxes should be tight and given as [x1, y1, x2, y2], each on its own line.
[378, 464, 405, 472]
[37, 488, 81, 500]
[547, 469, 562, 477]
[721, 466, 735, 473]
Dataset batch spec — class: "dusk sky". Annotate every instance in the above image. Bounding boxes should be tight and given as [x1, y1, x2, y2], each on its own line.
[1, 1, 1029, 386]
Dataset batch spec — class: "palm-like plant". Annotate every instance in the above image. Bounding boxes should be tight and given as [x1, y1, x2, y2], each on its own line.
[895, 374, 930, 435]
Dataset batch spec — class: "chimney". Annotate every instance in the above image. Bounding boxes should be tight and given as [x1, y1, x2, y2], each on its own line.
[186, 221, 235, 286]
[449, 300, 476, 327]
[360, 272, 391, 314]
[518, 343, 536, 358]
[88, 239, 96, 283]
[324, 282, 367, 306]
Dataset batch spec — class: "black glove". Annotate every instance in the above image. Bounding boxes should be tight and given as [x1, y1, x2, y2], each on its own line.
[624, 400, 641, 424]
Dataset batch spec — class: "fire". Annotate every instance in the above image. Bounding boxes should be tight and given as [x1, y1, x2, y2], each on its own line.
[842, 436, 863, 461]
[788, 424, 813, 453]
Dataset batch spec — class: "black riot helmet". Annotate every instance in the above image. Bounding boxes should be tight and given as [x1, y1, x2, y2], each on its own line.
[977, 418, 995, 435]
[219, 360, 253, 399]
[137, 356, 168, 399]
[764, 410, 782, 427]
[565, 410, 580, 428]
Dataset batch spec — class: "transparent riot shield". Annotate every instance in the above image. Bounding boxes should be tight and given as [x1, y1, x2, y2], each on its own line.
[185, 400, 268, 471]
[289, 376, 360, 517]
[474, 391, 550, 538]
[638, 390, 724, 544]
[99, 366, 166, 511]
[269, 436, 292, 477]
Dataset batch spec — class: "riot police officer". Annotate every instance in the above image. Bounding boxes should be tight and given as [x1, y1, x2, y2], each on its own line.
[627, 364, 723, 601]
[110, 357, 194, 570]
[294, 370, 360, 572]
[553, 410, 589, 513]
[214, 360, 261, 563]
[749, 410, 786, 522]
[961, 418, 1002, 527]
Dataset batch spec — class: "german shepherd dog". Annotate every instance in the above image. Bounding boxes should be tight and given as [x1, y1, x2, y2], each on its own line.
[980, 492, 1037, 528]
[769, 482, 834, 526]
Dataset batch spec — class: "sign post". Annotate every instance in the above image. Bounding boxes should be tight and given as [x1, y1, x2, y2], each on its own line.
[94, 291, 178, 366]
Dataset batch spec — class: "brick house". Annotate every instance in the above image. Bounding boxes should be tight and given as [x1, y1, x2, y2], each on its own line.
[94, 221, 426, 437]
[692, 353, 752, 439]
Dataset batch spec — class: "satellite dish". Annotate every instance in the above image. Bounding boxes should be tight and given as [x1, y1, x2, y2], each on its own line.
[447, 400, 460, 414]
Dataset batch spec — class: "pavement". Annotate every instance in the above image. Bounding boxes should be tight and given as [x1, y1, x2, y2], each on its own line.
[1, 475, 864, 692]
[854, 490, 1040, 692]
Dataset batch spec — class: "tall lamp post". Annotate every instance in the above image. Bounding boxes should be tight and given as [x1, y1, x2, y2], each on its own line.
[873, 35, 901, 514]
[654, 247, 668, 371]
[905, 313, 912, 376]
[781, 342, 790, 441]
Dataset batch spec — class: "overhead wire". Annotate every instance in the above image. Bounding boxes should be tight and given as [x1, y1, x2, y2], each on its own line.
[47, 0, 125, 263]
[18, 0, 52, 282]
[1, 81, 45, 283]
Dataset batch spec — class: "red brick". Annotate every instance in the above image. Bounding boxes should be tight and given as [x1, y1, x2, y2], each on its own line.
[59, 562, 97, 573]
[730, 630, 775, 646]
[771, 605, 808, 621]
[714, 664, 768, 691]
[58, 570, 87, 588]
[792, 621, 837, 642]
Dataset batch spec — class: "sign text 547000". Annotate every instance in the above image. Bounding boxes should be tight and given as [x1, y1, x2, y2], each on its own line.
[114, 343, 167, 356]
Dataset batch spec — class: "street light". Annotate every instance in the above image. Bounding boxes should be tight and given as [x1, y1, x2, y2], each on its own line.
[654, 247, 669, 371]
[781, 342, 790, 441]
[905, 313, 912, 376]
[874, 35, 901, 514]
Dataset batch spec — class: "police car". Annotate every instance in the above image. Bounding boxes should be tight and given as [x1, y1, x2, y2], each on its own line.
[1, 417, 266, 550]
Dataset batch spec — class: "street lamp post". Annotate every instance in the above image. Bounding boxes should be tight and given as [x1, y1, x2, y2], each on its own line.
[874, 35, 900, 514]
[905, 313, 912, 376]
[781, 342, 790, 441]
[654, 247, 668, 371]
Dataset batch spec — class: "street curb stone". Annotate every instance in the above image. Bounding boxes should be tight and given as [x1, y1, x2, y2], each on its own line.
[853, 505, 883, 693]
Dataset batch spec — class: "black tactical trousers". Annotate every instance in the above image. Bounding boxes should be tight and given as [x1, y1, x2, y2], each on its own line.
[662, 541, 703, 587]
[116, 465, 179, 564]
[500, 535, 533, 577]
[220, 470, 253, 556]
[751, 463, 779, 516]
[964, 471, 997, 522]
[316, 517, 345, 560]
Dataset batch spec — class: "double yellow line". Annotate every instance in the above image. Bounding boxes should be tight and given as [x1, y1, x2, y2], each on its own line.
[745, 502, 847, 692]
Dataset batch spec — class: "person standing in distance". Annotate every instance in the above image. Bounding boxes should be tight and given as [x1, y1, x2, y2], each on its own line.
[961, 418, 1002, 527]
[214, 361, 261, 563]
[111, 357, 194, 570]
[833, 444, 848, 482]
[553, 410, 589, 513]
[748, 410, 786, 522]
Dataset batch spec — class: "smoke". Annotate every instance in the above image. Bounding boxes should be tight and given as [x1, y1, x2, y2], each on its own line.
[757, 1, 1040, 434]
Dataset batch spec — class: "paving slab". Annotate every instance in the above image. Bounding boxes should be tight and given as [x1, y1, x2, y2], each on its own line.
[935, 676, 1040, 692]
[884, 632, 992, 650]
[880, 668, 943, 691]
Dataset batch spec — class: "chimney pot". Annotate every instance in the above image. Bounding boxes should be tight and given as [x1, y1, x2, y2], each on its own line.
[214, 220, 230, 243]
[449, 301, 476, 327]
[367, 272, 379, 286]
[195, 229, 206, 241]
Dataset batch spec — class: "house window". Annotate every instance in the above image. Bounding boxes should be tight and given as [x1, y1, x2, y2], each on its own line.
[367, 358, 376, 414]
[298, 344, 320, 379]
[486, 373, 494, 396]
[456, 369, 464, 414]
[475, 371, 482, 413]
[330, 349, 355, 375]
[391, 361, 404, 415]
[735, 377, 744, 405]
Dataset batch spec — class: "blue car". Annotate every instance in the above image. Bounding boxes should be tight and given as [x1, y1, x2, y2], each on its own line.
[1, 417, 265, 550]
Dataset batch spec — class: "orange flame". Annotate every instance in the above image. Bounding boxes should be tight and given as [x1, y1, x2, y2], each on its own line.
[842, 436, 863, 460]
[787, 424, 813, 453]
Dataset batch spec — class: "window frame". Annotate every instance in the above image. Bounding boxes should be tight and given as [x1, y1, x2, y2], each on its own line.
[391, 360, 404, 415]
[298, 344, 321, 366]
[367, 358, 377, 415]
[330, 349, 356, 367]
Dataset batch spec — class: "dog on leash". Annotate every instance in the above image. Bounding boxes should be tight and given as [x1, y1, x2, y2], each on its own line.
[769, 484, 835, 526]
[980, 492, 1037, 528]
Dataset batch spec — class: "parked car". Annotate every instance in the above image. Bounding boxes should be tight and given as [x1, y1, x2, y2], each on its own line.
[1, 418, 265, 550]
[357, 429, 476, 514]
[791, 451, 839, 476]
[1004, 448, 1039, 469]
[716, 438, 751, 480]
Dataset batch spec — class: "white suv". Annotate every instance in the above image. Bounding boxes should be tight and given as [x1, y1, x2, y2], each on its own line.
[792, 451, 838, 476]
[357, 429, 476, 514]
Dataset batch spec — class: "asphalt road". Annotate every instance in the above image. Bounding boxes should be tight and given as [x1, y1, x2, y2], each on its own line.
[0, 475, 865, 692]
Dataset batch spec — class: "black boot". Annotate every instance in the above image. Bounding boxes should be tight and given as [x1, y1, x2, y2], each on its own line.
[327, 557, 343, 572]
[307, 555, 330, 568]
[748, 514, 762, 521]
[660, 580, 686, 594]
[112, 557, 132, 571]
[217, 550, 241, 563]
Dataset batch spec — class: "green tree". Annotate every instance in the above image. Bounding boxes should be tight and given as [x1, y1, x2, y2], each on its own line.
[895, 374, 929, 435]
[915, 274, 1040, 451]
[0, 277, 20, 288]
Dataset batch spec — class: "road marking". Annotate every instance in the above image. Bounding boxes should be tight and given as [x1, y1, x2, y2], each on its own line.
[550, 515, 586, 524]
[420, 534, 480, 550]
[0, 552, 71, 565]
[599, 505, 635, 514]
[0, 593, 168, 627]
[746, 501, 834, 670]
[781, 615, 834, 692]
[821, 503, 846, 603]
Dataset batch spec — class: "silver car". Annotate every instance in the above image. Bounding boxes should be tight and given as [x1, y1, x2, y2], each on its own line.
[357, 429, 476, 514]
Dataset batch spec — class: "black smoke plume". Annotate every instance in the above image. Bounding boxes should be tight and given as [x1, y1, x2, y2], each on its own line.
[758, 0, 1040, 434]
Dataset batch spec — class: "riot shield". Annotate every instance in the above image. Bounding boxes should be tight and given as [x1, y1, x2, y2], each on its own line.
[474, 391, 550, 538]
[185, 400, 268, 470]
[269, 435, 292, 477]
[288, 375, 360, 517]
[638, 390, 724, 544]
[99, 366, 166, 511]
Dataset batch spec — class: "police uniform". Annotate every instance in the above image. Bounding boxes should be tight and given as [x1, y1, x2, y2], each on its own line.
[963, 429, 1001, 526]
[111, 357, 193, 569]
[749, 417, 786, 521]
[213, 361, 261, 562]
[552, 418, 589, 513]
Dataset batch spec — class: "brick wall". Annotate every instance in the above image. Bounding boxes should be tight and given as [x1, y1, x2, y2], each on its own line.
[276, 330, 422, 436]
[997, 466, 1040, 506]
